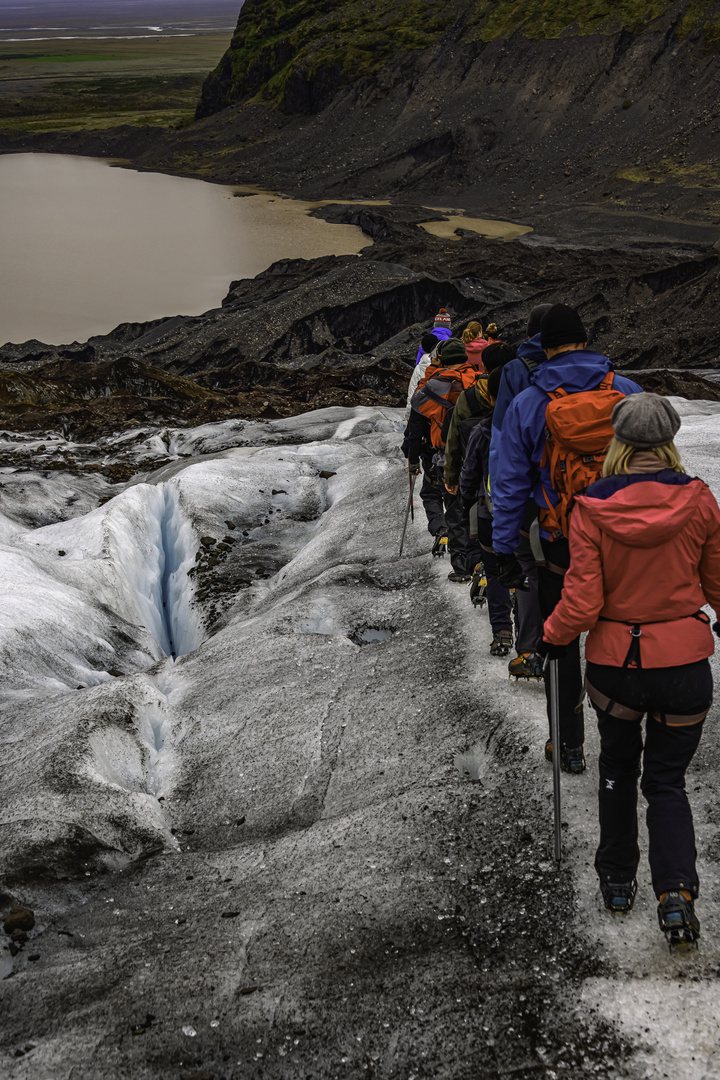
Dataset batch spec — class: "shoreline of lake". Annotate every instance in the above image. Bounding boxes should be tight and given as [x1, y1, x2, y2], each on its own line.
[0, 153, 373, 348]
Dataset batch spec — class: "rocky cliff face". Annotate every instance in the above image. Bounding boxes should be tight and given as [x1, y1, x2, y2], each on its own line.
[164, 0, 720, 221]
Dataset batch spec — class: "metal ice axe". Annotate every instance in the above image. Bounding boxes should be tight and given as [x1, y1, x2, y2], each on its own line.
[545, 655, 563, 867]
[398, 471, 418, 557]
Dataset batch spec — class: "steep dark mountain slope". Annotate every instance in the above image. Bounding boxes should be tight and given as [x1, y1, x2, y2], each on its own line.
[4, 1, 720, 229]
[121, 0, 720, 224]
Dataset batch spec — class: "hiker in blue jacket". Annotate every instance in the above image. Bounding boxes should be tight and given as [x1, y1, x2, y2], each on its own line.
[489, 303, 552, 489]
[487, 305, 551, 681]
[492, 304, 643, 772]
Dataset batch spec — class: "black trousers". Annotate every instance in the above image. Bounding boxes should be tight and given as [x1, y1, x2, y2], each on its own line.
[515, 530, 542, 655]
[475, 516, 513, 633]
[419, 472, 446, 537]
[443, 489, 469, 575]
[587, 659, 712, 898]
[539, 538, 584, 747]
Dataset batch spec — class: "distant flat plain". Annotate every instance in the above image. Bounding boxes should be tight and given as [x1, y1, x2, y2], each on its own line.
[0, 3, 238, 133]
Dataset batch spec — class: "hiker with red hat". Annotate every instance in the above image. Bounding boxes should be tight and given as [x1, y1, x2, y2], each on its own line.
[491, 304, 643, 773]
[540, 393, 720, 945]
[414, 307, 453, 365]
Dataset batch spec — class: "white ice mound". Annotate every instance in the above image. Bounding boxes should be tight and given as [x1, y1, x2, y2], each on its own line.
[0, 405, 413, 882]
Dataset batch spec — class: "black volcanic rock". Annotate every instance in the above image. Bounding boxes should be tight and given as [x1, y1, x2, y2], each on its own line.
[0, 256, 509, 380]
[3, 205, 720, 440]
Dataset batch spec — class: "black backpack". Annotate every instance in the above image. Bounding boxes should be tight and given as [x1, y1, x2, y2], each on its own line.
[458, 378, 492, 456]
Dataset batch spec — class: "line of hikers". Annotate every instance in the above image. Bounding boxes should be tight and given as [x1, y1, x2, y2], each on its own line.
[402, 303, 720, 947]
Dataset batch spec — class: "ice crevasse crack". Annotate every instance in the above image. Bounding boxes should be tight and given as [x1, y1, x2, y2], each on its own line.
[114, 482, 202, 808]
[141, 481, 203, 661]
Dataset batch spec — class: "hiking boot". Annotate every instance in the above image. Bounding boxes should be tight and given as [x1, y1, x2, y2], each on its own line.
[508, 652, 544, 680]
[561, 744, 586, 774]
[447, 570, 472, 583]
[490, 630, 513, 656]
[432, 531, 448, 558]
[469, 563, 487, 607]
[658, 891, 700, 947]
[600, 879, 637, 914]
[545, 741, 586, 774]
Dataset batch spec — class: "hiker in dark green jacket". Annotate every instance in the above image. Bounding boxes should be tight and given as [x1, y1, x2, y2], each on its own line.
[443, 343, 514, 492]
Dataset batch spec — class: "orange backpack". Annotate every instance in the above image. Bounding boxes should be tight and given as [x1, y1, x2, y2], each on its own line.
[412, 363, 478, 450]
[539, 371, 626, 539]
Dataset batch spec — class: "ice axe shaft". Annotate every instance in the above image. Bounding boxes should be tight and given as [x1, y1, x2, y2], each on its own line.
[548, 656, 562, 866]
[398, 472, 418, 557]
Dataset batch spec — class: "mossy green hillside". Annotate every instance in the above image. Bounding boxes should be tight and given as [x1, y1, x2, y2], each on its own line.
[205, 0, 450, 112]
[467, 0, 720, 40]
[203, 0, 720, 114]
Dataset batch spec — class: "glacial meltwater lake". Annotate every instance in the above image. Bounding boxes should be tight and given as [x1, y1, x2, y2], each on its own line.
[0, 153, 369, 347]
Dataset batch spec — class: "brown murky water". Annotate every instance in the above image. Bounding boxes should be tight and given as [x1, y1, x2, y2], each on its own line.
[0, 154, 368, 347]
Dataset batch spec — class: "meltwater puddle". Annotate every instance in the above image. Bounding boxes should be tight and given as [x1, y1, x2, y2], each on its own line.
[351, 627, 393, 646]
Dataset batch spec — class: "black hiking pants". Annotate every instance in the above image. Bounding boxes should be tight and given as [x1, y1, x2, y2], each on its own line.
[539, 538, 584, 748]
[443, 489, 469, 575]
[419, 470, 446, 537]
[476, 517, 513, 633]
[586, 659, 711, 898]
[515, 530, 542, 655]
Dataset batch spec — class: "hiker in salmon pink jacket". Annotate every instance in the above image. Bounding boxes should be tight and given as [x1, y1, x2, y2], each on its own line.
[541, 393, 720, 943]
[461, 320, 498, 372]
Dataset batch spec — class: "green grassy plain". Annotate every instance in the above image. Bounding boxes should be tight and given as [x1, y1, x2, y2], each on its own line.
[0, 34, 230, 133]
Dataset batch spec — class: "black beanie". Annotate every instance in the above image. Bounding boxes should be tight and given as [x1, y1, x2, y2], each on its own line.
[482, 342, 514, 372]
[527, 303, 553, 337]
[421, 332, 438, 355]
[539, 304, 587, 351]
[438, 337, 467, 365]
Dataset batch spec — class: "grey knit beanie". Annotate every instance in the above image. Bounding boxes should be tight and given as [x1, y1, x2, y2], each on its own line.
[611, 392, 681, 448]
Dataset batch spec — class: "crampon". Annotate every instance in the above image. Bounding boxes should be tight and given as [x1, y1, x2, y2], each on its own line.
[432, 532, 448, 558]
[600, 879, 637, 914]
[508, 652, 544, 680]
[469, 563, 487, 607]
[658, 891, 700, 949]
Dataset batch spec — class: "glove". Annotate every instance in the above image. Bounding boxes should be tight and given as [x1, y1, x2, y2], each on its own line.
[408, 461, 421, 475]
[496, 552, 529, 591]
[537, 637, 567, 660]
[714, 621, 720, 638]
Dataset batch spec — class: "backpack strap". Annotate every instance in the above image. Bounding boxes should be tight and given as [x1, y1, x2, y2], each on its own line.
[422, 384, 456, 410]
[463, 383, 484, 418]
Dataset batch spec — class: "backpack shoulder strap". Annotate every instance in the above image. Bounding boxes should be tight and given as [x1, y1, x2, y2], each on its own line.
[598, 370, 615, 391]
[463, 384, 483, 417]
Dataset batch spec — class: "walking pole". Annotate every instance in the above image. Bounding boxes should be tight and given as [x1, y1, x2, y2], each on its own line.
[398, 471, 418, 557]
[547, 656, 563, 867]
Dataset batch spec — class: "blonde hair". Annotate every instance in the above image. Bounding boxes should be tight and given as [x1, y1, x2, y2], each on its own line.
[462, 321, 483, 344]
[602, 437, 685, 476]
[485, 322, 499, 339]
